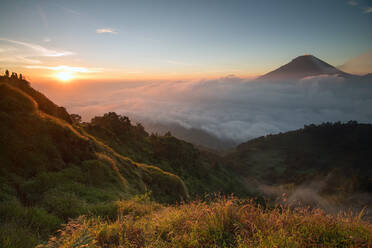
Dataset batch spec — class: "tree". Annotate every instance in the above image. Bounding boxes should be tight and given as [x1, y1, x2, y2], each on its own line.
[70, 114, 82, 124]
[19, 74, 23, 80]
[5, 70, 9, 78]
[11, 72, 18, 79]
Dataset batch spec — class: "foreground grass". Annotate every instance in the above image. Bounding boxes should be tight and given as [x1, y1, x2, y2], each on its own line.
[37, 196, 371, 248]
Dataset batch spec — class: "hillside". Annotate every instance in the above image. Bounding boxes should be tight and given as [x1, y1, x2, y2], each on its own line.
[1, 76, 371, 247]
[225, 122, 372, 208]
[82, 112, 246, 197]
[0, 78, 189, 247]
[137, 118, 237, 150]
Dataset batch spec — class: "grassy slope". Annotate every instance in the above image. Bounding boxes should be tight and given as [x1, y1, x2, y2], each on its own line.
[1, 77, 371, 247]
[0, 80, 187, 248]
[83, 113, 247, 197]
[38, 196, 372, 248]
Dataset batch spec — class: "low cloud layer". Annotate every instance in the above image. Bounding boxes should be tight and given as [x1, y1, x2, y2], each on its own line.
[34, 75, 372, 143]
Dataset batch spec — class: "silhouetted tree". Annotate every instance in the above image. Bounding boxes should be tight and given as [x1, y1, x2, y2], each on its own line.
[11, 72, 18, 79]
[19, 74, 23, 80]
[70, 114, 82, 124]
[5, 70, 9, 78]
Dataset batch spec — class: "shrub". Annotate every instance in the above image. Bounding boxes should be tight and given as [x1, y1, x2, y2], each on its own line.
[41, 191, 88, 220]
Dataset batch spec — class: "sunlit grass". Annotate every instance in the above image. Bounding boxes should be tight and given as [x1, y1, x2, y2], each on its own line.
[37, 195, 372, 248]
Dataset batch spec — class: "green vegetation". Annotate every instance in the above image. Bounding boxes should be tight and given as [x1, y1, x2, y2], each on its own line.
[83, 112, 247, 197]
[225, 121, 372, 205]
[37, 195, 372, 248]
[0, 79, 188, 247]
[0, 75, 371, 247]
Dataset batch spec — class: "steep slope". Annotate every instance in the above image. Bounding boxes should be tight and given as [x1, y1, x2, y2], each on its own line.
[0, 79, 188, 247]
[0, 76, 72, 123]
[258, 55, 352, 80]
[225, 121, 372, 206]
[82, 112, 247, 197]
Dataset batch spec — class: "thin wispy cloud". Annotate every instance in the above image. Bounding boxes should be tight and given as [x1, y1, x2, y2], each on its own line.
[37, 4, 48, 28]
[347, 0, 358, 6]
[364, 7, 372, 13]
[25, 65, 102, 73]
[0, 56, 41, 64]
[0, 38, 74, 57]
[0, 47, 17, 53]
[96, 28, 118, 34]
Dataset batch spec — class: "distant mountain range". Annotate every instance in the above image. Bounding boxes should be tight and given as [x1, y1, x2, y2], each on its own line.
[258, 55, 353, 80]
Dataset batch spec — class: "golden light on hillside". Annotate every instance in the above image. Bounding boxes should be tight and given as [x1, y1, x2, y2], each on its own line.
[55, 71, 73, 81]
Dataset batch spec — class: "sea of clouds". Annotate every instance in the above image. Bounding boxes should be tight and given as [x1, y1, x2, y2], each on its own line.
[34, 75, 372, 144]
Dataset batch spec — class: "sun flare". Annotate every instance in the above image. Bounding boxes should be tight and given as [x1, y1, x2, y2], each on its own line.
[55, 71, 73, 81]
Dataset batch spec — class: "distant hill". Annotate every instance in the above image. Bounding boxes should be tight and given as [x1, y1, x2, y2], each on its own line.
[225, 121, 372, 207]
[258, 55, 352, 80]
[136, 118, 237, 151]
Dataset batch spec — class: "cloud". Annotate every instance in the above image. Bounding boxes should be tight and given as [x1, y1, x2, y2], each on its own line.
[96, 28, 118, 34]
[0, 47, 17, 53]
[347, 0, 358, 6]
[25, 65, 102, 73]
[364, 7, 372, 13]
[36, 75, 372, 144]
[37, 4, 48, 28]
[347, 0, 372, 14]
[0, 56, 41, 64]
[0, 38, 74, 57]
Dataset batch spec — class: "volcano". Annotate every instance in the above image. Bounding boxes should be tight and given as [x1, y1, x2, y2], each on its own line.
[258, 55, 352, 80]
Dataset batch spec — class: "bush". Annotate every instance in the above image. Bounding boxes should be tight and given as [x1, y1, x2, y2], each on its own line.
[41, 191, 88, 220]
[81, 160, 119, 186]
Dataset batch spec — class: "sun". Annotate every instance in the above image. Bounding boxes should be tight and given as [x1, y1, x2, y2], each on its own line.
[55, 71, 73, 81]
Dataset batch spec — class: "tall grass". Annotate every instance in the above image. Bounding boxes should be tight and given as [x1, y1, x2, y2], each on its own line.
[37, 195, 371, 248]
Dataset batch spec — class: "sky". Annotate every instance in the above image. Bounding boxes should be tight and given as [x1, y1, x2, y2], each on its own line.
[0, 0, 372, 82]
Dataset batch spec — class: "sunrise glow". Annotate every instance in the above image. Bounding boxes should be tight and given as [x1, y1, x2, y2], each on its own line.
[0, 1, 372, 247]
[55, 71, 73, 82]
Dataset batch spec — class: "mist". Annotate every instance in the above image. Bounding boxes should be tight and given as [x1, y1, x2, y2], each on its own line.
[33, 75, 372, 144]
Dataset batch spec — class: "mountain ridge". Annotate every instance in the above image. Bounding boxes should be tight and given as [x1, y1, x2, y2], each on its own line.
[258, 55, 353, 80]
